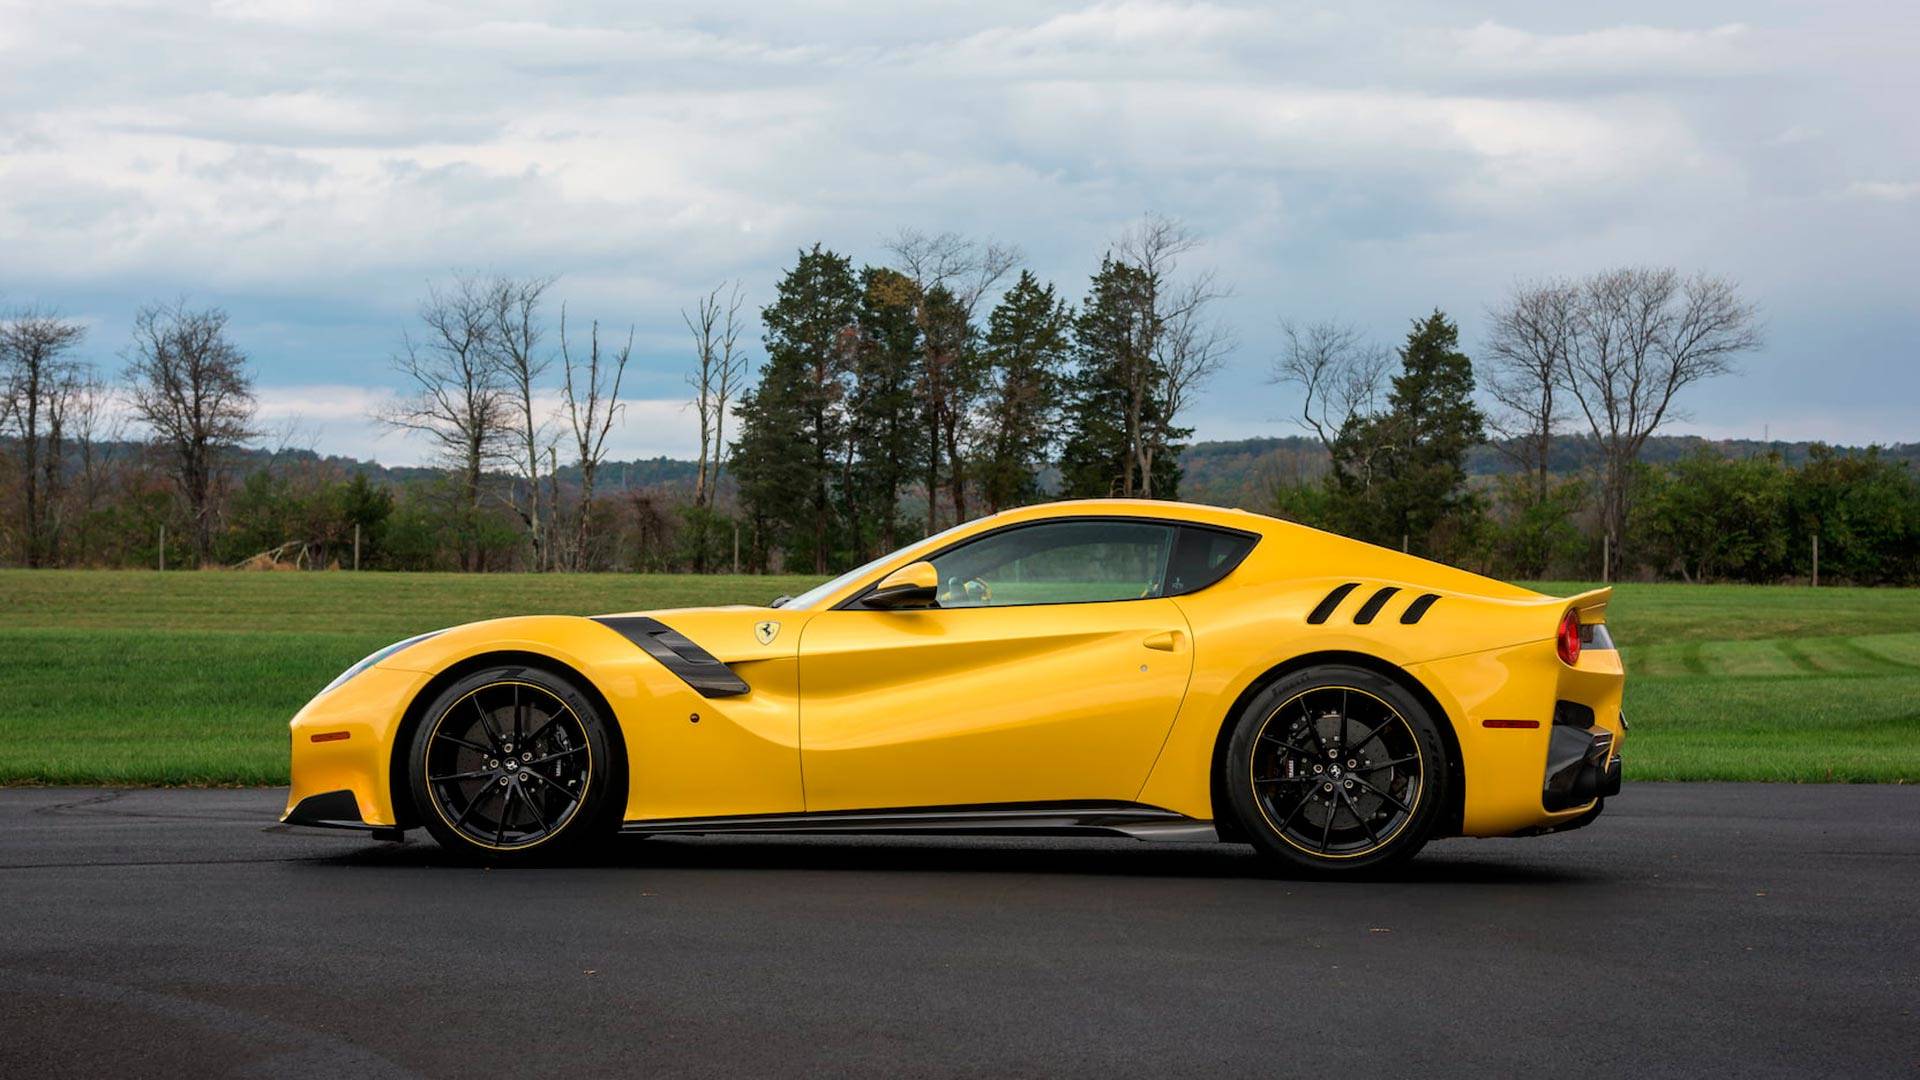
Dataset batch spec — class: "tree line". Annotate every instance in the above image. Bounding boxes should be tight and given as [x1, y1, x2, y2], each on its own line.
[726, 218, 1228, 573]
[6, 228, 1919, 583]
[0, 301, 258, 569]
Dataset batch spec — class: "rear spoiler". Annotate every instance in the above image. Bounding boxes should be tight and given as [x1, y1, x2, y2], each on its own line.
[1558, 586, 1612, 625]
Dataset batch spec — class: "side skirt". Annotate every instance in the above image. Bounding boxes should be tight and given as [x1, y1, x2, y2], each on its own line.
[622, 801, 1221, 844]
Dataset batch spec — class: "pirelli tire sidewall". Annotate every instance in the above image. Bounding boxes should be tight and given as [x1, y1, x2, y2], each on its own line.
[1225, 664, 1449, 874]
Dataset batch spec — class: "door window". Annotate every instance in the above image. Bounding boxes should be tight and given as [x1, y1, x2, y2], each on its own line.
[927, 520, 1176, 608]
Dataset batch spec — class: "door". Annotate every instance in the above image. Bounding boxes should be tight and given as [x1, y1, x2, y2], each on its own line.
[797, 519, 1195, 812]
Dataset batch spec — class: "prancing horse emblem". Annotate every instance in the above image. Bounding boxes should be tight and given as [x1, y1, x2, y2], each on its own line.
[755, 620, 780, 645]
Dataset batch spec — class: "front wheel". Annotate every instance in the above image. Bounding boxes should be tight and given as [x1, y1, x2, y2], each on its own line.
[407, 665, 622, 863]
[1224, 665, 1448, 875]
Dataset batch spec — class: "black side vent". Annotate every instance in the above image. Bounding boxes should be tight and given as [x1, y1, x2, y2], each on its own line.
[594, 616, 750, 698]
[1352, 586, 1400, 625]
[1306, 582, 1360, 624]
[1400, 593, 1441, 624]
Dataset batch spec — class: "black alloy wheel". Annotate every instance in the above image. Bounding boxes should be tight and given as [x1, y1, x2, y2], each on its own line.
[408, 665, 621, 861]
[1226, 665, 1447, 874]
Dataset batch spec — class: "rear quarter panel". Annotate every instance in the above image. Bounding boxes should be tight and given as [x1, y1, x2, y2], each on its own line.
[1407, 640, 1622, 834]
[1136, 526, 1599, 834]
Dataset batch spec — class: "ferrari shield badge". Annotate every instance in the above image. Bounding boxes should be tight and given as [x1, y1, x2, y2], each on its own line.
[755, 620, 780, 645]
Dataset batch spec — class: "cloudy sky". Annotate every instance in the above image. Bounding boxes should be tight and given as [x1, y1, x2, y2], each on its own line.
[2, 0, 1915, 465]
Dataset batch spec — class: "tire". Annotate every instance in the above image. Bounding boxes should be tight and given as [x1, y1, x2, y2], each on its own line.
[407, 664, 623, 863]
[1224, 665, 1448, 875]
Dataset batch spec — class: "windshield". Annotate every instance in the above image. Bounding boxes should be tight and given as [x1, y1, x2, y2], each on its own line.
[777, 518, 979, 611]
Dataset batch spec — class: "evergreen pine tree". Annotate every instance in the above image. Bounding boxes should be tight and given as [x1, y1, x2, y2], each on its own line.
[1059, 258, 1180, 498]
[728, 245, 860, 572]
[917, 284, 984, 528]
[847, 266, 923, 555]
[1329, 310, 1484, 554]
[976, 270, 1071, 512]
[1382, 309, 1484, 552]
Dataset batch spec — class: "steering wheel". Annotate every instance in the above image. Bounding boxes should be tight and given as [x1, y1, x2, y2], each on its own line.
[938, 576, 994, 606]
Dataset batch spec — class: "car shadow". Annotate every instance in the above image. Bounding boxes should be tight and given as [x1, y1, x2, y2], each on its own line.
[296, 832, 1595, 885]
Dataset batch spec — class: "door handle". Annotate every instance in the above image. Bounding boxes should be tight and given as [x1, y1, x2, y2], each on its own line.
[1143, 631, 1182, 652]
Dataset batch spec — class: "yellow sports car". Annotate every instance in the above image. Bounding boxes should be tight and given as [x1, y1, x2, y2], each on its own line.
[283, 499, 1624, 873]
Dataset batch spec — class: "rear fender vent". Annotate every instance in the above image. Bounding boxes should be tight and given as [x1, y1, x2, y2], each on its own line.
[1352, 586, 1401, 625]
[1306, 582, 1360, 624]
[1399, 593, 1441, 624]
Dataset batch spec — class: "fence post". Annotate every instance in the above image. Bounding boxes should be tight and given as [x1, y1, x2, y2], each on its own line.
[1812, 534, 1819, 588]
[733, 523, 740, 575]
[1602, 533, 1610, 584]
[158, 525, 166, 572]
[354, 523, 362, 571]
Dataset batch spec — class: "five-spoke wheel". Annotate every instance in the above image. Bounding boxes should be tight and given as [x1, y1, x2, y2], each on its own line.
[407, 666, 620, 861]
[1226, 666, 1447, 873]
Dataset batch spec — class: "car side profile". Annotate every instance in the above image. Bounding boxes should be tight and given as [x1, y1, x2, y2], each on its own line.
[283, 498, 1625, 873]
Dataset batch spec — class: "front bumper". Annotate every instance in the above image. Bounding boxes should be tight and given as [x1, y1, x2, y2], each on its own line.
[282, 789, 406, 840]
[283, 665, 430, 830]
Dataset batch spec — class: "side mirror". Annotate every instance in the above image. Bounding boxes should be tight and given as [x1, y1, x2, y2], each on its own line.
[864, 560, 939, 610]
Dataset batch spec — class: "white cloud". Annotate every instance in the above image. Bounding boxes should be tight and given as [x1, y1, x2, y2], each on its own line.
[1444, 20, 1755, 78]
[933, 0, 1278, 74]
[1845, 180, 1920, 202]
[996, 80, 1715, 222]
[250, 384, 703, 466]
[254, 383, 394, 423]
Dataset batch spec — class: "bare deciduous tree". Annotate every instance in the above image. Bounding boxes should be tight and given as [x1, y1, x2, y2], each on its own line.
[1155, 280, 1235, 469]
[1115, 214, 1234, 496]
[380, 274, 503, 569]
[1483, 279, 1579, 503]
[1559, 268, 1762, 578]
[2, 307, 89, 566]
[559, 306, 631, 571]
[490, 275, 558, 570]
[67, 368, 121, 564]
[124, 301, 258, 565]
[684, 281, 748, 512]
[1271, 319, 1390, 453]
[886, 228, 1021, 528]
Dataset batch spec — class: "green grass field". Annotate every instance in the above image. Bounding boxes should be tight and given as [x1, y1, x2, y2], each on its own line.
[1, 570, 1915, 785]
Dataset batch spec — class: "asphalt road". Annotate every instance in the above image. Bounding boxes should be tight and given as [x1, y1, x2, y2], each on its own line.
[1, 784, 1916, 1079]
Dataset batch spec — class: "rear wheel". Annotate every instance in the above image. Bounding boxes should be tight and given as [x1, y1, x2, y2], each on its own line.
[1225, 665, 1447, 875]
[407, 665, 622, 863]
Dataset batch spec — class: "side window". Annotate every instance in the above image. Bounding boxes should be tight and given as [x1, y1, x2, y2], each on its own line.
[1164, 527, 1258, 596]
[930, 521, 1177, 608]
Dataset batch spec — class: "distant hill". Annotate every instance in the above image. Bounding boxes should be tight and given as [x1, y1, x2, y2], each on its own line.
[69, 440, 705, 493]
[1176, 434, 1920, 509]
[62, 433, 1919, 511]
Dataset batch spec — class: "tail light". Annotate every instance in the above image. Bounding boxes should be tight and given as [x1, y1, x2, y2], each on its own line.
[1556, 608, 1582, 666]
